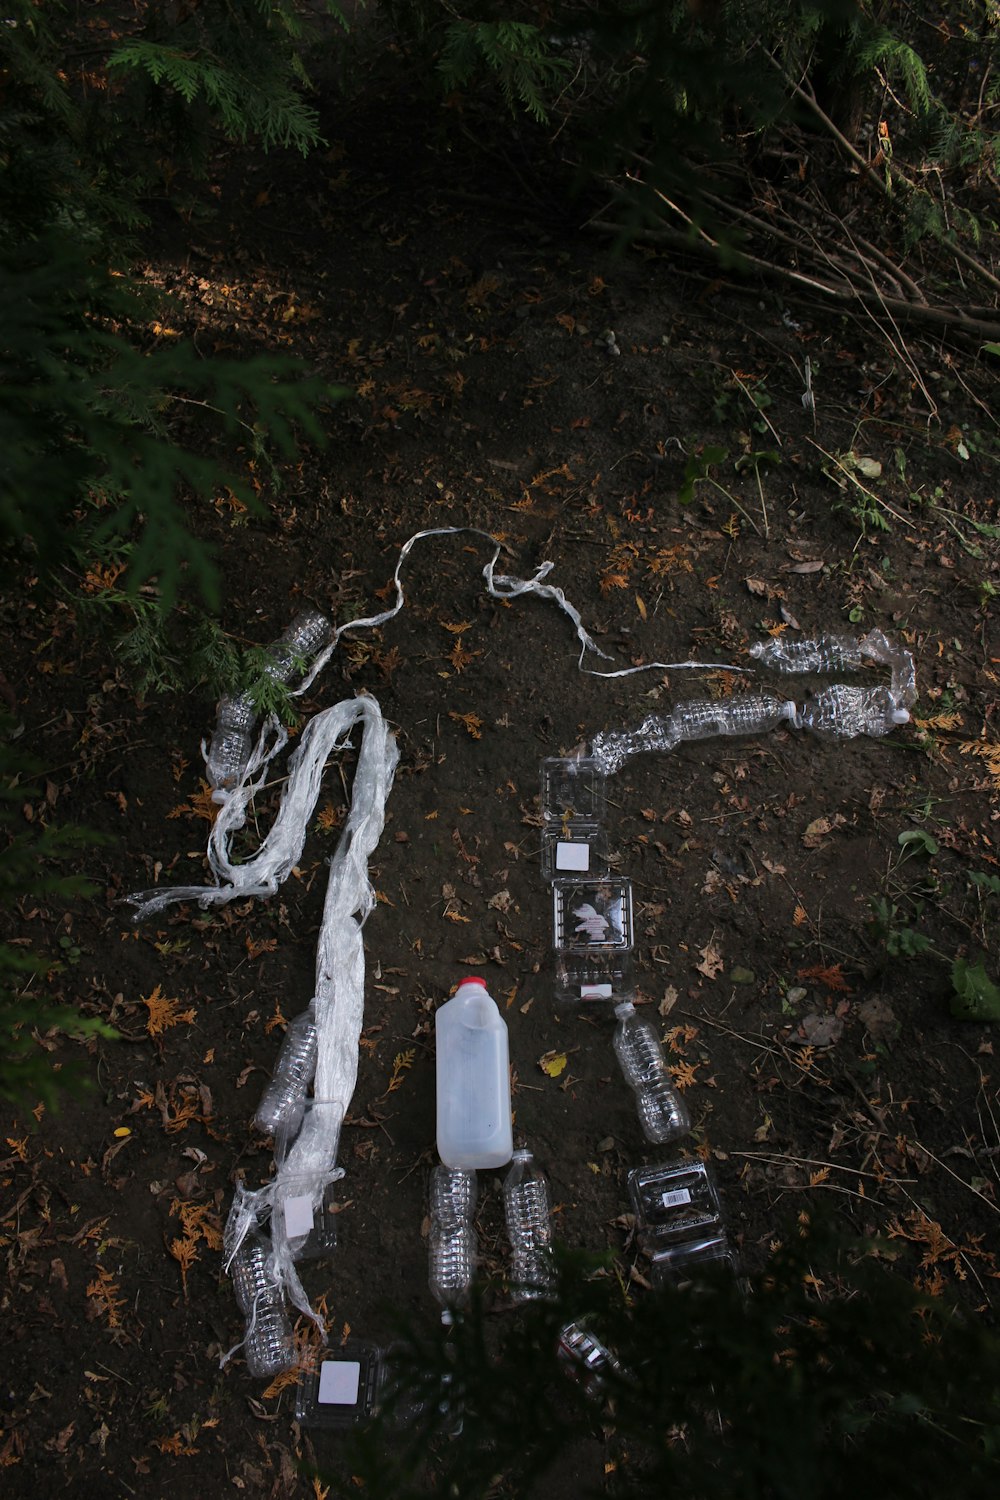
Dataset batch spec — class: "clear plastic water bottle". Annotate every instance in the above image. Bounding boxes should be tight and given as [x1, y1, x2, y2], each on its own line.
[590, 694, 794, 774]
[672, 694, 794, 742]
[428, 1163, 477, 1322]
[268, 610, 332, 674]
[230, 1234, 295, 1378]
[613, 1000, 690, 1145]
[255, 1001, 318, 1145]
[503, 1149, 557, 1304]
[205, 611, 332, 797]
[205, 691, 257, 797]
[799, 683, 910, 738]
[429, 1164, 477, 1228]
[750, 635, 863, 674]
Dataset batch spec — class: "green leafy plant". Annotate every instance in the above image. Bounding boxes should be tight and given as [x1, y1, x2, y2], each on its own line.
[318, 1218, 1000, 1498]
[0, 723, 117, 1109]
[870, 850, 1000, 1022]
[439, 20, 570, 122]
[1, 1, 350, 611]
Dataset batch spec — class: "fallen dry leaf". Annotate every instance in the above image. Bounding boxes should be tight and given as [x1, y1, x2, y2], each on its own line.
[796, 1012, 845, 1048]
[857, 995, 898, 1042]
[538, 1050, 568, 1078]
[802, 814, 846, 848]
[658, 985, 679, 1017]
[143, 984, 196, 1037]
[695, 944, 724, 980]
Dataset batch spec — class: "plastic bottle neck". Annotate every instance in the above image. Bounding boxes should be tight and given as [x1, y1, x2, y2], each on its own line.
[614, 1000, 635, 1021]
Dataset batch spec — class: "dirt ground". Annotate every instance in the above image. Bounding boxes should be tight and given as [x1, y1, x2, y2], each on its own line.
[2, 42, 999, 1498]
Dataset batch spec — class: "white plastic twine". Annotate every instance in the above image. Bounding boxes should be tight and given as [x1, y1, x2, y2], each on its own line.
[220, 693, 398, 1339]
[294, 525, 746, 692]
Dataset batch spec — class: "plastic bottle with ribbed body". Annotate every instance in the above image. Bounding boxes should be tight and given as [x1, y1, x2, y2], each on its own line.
[503, 1149, 556, 1304]
[254, 1001, 318, 1145]
[613, 1000, 690, 1145]
[428, 1165, 477, 1322]
[749, 635, 863, 674]
[672, 694, 794, 742]
[429, 1163, 477, 1227]
[262, 610, 333, 684]
[799, 683, 910, 738]
[230, 1234, 294, 1378]
[205, 691, 258, 797]
[590, 695, 795, 775]
[205, 611, 332, 798]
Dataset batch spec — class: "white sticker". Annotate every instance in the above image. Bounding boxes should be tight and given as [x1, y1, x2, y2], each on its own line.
[318, 1359, 361, 1405]
[283, 1192, 314, 1239]
[556, 841, 590, 872]
[661, 1188, 692, 1208]
[580, 982, 613, 999]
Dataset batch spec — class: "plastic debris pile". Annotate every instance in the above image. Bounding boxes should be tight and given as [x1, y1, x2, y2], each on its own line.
[126, 526, 916, 1429]
[590, 628, 916, 775]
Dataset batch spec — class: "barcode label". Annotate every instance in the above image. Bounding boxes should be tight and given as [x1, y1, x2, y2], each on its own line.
[661, 1188, 692, 1208]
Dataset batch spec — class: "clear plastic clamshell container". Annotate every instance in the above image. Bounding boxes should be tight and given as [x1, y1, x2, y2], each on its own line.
[554, 949, 635, 1004]
[295, 1341, 384, 1429]
[649, 1231, 737, 1289]
[627, 1160, 723, 1249]
[552, 878, 633, 953]
[540, 757, 606, 823]
[540, 821, 609, 883]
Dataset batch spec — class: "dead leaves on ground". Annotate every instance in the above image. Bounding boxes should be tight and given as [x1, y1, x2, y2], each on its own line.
[143, 984, 196, 1036]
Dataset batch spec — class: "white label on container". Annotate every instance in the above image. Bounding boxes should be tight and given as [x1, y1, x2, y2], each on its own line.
[661, 1188, 692, 1209]
[556, 841, 590, 872]
[318, 1360, 361, 1406]
[283, 1193, 314, 1239]
[581, 982, 613, 999]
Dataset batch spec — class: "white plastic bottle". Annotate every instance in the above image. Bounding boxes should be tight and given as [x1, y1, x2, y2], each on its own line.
[435, 977, 513, 1170]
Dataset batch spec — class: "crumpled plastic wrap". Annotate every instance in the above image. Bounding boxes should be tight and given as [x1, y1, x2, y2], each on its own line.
[216, 693, 399, 1351]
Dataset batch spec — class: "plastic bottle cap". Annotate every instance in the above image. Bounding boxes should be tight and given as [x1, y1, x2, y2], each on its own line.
[456, 976, 487, 990]
[613, 1000, 635, 1020]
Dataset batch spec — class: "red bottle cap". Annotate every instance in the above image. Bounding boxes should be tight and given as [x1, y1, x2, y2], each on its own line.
[460, 976, 487, 988]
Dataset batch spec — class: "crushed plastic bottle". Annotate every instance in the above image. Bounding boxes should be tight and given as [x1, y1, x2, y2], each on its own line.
[750, 628, 916, 725]
[503, 1149, 557, 1304]
[254, 1001, 318, 1149]
[428, 1164, 477, 1323]
[613, 1000, 690, 1145]
[799, 683, 910, 738]
[749, 635, 863, 674]
[556, 1321, 629, 1399]
[590, 693, 795, 775]
[230, 1233, 295, 1378]
[205, 610, 332, 799]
